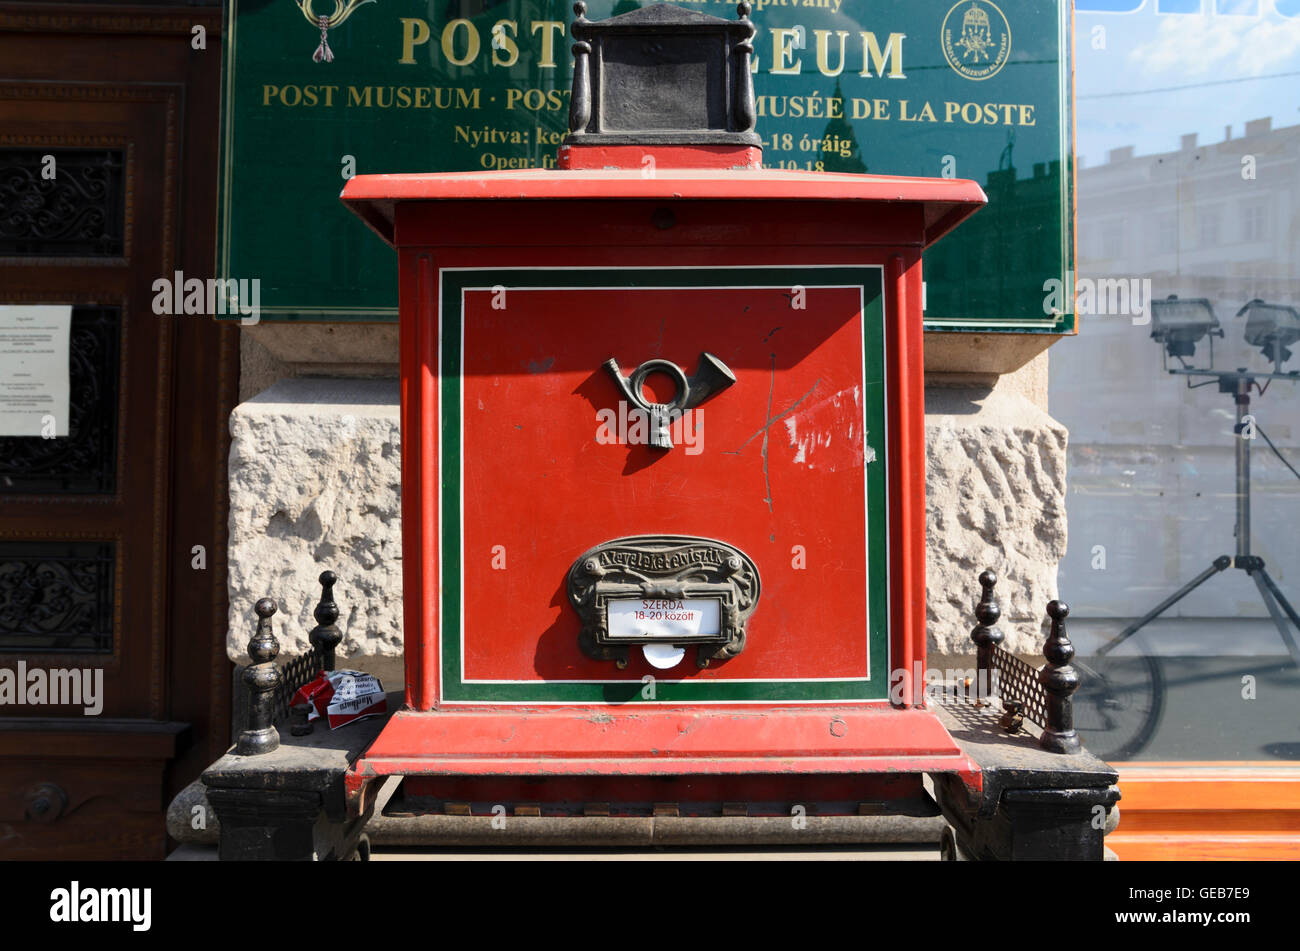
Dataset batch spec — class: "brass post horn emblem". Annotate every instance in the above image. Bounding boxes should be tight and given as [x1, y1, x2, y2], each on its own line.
[603, 352, 736, 451]
[296, 0, 376, 63]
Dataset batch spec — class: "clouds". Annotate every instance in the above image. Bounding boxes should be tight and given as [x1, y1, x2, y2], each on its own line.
[1128, 12, 1300, 77]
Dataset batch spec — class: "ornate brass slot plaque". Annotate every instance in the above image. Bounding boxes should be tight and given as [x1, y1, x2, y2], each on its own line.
[567, 535, 760, 670]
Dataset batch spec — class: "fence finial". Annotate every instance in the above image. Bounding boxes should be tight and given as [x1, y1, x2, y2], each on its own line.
[970, 570, 1003, 704]
[1039, 600, 1081, 754]
[309, 570, 341, 671]
[236, 598, 282, 755]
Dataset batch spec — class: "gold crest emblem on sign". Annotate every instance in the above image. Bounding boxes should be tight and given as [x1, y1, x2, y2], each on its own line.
[957, 4, 993, 62]
[297, 0, 376, 63]
[941, 1, 1011, 81]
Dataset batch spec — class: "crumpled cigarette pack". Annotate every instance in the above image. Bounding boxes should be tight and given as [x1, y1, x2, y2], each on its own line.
[290, 669, 386, 730]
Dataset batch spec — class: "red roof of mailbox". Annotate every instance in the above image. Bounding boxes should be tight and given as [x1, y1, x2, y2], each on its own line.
[340, 168, 986, 251]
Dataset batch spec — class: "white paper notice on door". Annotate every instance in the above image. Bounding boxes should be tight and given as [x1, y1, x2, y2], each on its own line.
[0, 305, 72, 437]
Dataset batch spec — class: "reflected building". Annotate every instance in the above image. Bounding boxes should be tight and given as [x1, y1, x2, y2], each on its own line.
[1049, 117, 1300, 764]
[1051, 116, 1300, 690]
[1078, 117, 1300, 307]
[925, 158, 1069, 320]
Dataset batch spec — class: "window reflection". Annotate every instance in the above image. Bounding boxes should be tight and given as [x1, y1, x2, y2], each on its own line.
[1053, 3, 1300, 761]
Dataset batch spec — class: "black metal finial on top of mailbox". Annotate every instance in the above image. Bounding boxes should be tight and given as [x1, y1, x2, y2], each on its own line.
[564, 1, 761, 150]
[1039, 600, 1082, 754]
[236, 598, 282, 756]
[969, 569, 1003, 704]
[309, 569, 342, 671]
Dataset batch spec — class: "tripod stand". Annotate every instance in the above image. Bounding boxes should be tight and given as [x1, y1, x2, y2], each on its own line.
[1097, 369, 1300, 665]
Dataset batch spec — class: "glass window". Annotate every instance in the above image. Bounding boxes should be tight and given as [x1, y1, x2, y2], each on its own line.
[1054, 1, 1300, 764]
[1154, 212, 1178, 254]
[1242, 202, 1269, 242]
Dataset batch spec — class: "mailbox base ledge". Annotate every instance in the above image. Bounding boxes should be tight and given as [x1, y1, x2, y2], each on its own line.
[346, 706, 982, 811]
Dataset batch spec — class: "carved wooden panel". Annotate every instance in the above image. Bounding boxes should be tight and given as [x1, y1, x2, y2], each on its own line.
[0, 148, 125, 257]
[0, 4, 235, 856]
[0, 539, 114, 653]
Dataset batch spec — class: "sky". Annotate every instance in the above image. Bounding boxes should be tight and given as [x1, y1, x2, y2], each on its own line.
[1076, 0, 1300, 162]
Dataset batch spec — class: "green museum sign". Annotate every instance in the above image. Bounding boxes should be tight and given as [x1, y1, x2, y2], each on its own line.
[218, 0, 1074, 332]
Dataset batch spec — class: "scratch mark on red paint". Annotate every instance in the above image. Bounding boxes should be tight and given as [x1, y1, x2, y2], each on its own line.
[760, 356, 775, 511]
[723, 359, 822, 513]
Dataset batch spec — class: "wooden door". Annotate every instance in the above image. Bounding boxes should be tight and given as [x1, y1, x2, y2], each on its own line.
[0, 2, 235, 859]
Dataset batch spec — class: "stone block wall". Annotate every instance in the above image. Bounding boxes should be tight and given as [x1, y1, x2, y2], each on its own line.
[226, 372, 1066, 666]
[924, 383, 1068, 654]
[227, 378, 403, 665]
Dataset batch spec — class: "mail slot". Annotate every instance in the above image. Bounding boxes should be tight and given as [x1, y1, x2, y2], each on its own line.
[340, 2, 987, 815]
[568, 534, 760, 668]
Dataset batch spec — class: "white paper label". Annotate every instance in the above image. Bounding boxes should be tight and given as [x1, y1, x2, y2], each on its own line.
[0, 305, 72, 437]
[607, 598, 721, 640]
[642, 643, 687, 669]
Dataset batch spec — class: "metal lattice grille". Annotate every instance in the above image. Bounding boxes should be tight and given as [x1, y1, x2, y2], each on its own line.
[0, 149, 126, 257]
[273, 647, 328, 724]
[0, 541, 114, 652]
[990, 644, 1049, 728]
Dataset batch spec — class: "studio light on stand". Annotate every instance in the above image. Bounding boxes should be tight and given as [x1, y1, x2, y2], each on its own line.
[1075, 295, 1300, 761]
[1239, 298, 1300, 374]
[1106, 295, 1300, 663]
[1149, 295, 1223, 369]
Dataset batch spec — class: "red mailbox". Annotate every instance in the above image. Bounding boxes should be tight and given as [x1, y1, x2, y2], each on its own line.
[340, 2, 987, 818]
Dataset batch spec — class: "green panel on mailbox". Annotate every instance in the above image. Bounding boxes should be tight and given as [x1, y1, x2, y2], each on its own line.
[219, 0, 1072, 332]
[438, 266, 891, 703]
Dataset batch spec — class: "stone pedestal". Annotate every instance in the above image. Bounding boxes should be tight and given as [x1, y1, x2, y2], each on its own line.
[200, 692, 398, 861]
[933, 703, 1119, 861]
